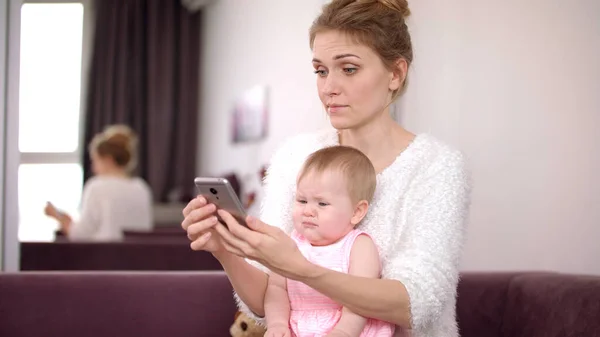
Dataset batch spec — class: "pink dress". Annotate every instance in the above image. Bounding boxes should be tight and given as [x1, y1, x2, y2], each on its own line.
[287, 229, 395, 337]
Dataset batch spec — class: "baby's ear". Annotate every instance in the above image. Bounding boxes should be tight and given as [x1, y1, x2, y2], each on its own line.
[350, 200, 369, 226]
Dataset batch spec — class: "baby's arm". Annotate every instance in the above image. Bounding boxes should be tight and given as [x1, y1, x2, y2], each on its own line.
[264, 271, 291, 334]
[328, 234, 382, 337]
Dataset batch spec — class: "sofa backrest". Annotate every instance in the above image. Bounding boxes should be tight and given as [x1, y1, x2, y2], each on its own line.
[20, 241, 223, 271]
[501, 272, 600, 337]
[457, 272, 600, 337]
[0, 271, 237, 337]
[457, 272, 519, 337]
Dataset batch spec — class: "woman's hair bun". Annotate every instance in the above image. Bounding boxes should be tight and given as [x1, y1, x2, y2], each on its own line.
[90, 124, 139, 171]
[103, 125, 137, 150]
[377, 0, 410, 18]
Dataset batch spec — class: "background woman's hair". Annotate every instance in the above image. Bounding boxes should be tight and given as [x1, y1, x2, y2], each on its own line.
[89, 124, 139, 172]
[310, 0, 413, 100]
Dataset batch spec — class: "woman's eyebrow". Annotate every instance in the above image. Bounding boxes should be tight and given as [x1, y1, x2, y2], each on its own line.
[312, 53, 361, 63]
[333, 53, 361, 60]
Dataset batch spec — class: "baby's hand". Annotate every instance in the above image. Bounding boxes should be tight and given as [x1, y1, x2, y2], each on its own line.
[264, 323, 291, 337]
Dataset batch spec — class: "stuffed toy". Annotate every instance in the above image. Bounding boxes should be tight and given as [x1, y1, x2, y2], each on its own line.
[230, 311, 266, 337]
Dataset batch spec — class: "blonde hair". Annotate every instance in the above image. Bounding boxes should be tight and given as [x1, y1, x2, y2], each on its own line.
[297, 145, 377, 204]
[89, 124, 139, 173]
[309, 0, 413, 100]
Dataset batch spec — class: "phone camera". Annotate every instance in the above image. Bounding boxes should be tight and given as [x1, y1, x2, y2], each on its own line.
[210, 188, 218, 195]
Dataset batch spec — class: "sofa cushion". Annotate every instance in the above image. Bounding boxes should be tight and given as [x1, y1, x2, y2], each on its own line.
[0, 271, 237, 337]
[501, 272, 600, 337]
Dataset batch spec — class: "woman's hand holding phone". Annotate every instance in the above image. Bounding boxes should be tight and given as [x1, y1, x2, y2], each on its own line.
[181, 196, 226, 253]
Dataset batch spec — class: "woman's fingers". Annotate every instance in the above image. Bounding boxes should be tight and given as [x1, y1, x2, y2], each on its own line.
[214, 222, 254, 256]
[214, 222, 246, 247]
[181, 203, 216, 230]
[218, 209, 250, 236]
[217, 209, 263, 248]
[182, 196, 206, 217]
[221, 240, 245, 257]
[185, 215, 218, 236]
[189, 232, 211, 251]
[245, 215, 272, 235]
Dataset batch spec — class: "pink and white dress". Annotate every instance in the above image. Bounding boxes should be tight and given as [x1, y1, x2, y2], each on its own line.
[286, 229, 395, 337]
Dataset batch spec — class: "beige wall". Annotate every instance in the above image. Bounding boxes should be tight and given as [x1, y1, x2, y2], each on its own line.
[197, 0, 328, 181]
[462, 0, 600, 274]
[398, 0, 600, 274]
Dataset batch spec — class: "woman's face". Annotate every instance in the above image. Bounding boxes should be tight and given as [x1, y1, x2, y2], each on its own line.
[312, 30, 402, 130]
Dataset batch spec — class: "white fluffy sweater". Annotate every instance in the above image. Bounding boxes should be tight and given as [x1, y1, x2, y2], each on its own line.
[235, 128, 471, 337]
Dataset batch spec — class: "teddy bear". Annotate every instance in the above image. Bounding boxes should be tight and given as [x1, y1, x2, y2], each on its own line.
[230, 311, 266, 337]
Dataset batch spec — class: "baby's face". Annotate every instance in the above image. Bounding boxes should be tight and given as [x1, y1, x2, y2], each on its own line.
[292, 170, 356, 246]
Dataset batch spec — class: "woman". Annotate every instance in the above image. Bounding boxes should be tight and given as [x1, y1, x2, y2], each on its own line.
[182, 0, 470, 336]
[45, 124, 153, 241]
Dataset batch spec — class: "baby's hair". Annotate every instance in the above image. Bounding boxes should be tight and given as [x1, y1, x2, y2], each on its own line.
[297, 145, 377, 204]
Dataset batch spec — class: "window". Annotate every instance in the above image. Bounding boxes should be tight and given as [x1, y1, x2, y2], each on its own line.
[18, 164, 83, 241]
[18, 2, 89, 241]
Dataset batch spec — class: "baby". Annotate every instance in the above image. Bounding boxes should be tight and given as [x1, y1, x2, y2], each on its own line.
[263, 145, 394, 337]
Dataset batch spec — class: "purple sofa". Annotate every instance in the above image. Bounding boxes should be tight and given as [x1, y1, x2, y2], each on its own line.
[0, 271, 599, 337]
[0, 271, 237, 337]
[456, 272, 600, 337]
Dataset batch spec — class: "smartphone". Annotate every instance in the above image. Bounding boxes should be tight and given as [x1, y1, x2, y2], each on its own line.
[194, 177, 248, 227]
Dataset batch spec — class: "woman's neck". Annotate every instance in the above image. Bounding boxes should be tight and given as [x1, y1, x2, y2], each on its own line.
[338, 111, 415, 173]
[101, 168, 129, 178]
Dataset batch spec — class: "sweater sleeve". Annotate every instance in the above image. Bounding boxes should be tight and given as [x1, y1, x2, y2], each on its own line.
[68, 180, 103, 241]
[233, 136, 300, 324]
[385, 150, 471, 332]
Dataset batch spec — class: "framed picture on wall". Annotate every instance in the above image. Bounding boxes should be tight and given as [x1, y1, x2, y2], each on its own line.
[231, 85, 269, 144]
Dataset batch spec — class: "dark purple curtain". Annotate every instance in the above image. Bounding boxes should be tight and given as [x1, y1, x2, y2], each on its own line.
[83, 0, 200, 202]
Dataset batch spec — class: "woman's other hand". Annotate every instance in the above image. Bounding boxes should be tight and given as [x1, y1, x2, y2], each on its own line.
[215, 209, 313, 280]
[181, 196, 224, 253]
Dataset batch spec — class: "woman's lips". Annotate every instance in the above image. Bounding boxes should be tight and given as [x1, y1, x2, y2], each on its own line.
[327, 104, 348, 114]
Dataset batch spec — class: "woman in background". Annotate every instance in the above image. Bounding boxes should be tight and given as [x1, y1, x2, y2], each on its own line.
[45, 124, 153, 241]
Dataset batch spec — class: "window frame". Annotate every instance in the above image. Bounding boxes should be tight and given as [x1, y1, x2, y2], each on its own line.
[15, 0, 94, 242]
[18, 0, 93, 166]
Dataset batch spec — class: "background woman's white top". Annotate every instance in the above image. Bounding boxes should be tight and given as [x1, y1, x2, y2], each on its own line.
[68, 176, 153, 241]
